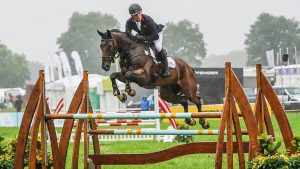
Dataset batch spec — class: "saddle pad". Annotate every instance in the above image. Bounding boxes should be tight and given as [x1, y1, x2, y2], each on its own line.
[167, 57, 176, 68]
[145, 48, 176, 68]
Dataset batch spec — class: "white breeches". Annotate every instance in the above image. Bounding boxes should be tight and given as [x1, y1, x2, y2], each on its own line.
[154, 31, 163, 52]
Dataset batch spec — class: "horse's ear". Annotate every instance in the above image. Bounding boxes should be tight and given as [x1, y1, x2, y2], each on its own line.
[97, 29, 104, 37]
[107, 29, 112, 38]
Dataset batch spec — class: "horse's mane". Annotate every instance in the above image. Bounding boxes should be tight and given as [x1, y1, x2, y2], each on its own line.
[110, 29, 122, 33]
[110, 29, 136, 41]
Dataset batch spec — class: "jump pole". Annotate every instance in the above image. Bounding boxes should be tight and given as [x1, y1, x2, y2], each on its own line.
[89, 129, 249, 135]
[46, 112, 242, 119]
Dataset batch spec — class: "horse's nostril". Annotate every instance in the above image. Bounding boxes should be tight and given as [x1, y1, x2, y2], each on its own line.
[125, 71, 132, 79]
[102, 65, 110, 71]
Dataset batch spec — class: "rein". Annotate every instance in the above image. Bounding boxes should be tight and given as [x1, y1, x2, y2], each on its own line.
[115, 39, 139, 59]
[101, 38, 139, 61]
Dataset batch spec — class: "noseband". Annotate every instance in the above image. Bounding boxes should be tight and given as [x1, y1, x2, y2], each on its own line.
[101, 39, 116, 62]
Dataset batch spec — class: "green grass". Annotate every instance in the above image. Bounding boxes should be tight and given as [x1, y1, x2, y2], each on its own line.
[1, 113, 300, 168]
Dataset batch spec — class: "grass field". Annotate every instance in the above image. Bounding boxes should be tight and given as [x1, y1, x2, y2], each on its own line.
[1, 113, 299, 169]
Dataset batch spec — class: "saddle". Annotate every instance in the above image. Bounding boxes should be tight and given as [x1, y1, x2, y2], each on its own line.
[144, 43, 176, 68]
[145, 43, 159, 64]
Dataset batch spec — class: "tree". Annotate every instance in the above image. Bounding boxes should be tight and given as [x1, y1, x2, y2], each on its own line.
[164, 20, 206, 67]
[245, 13, 300, 66]
[0, 43, 30, 87]
[57, 12, 120, 74]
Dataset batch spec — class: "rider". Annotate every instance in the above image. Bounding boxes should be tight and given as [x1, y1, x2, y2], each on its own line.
[125, 3, 170, 77]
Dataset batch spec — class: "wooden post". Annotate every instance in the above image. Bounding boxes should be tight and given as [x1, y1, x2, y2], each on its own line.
[84, 71, 89, 169]
[256, 64, 265, 133]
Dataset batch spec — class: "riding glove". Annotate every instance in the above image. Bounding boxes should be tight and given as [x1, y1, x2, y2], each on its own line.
[135, 34, 145, 41]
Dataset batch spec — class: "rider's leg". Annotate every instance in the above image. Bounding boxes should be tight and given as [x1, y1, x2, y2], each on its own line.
[154, 32, 170, 77]
[158, 49, 170, 77]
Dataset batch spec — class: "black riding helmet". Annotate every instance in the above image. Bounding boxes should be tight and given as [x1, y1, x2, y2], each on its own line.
[129, 3, 142, 15]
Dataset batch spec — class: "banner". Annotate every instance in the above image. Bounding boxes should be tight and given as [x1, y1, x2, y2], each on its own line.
[71, 51, 84, 75]
[47, 53, 55, 81]
[59, 51, 72, 77]
[266, 49, 275, 67]
[53, 54, 63, 80]
[44, 65, 51, 83]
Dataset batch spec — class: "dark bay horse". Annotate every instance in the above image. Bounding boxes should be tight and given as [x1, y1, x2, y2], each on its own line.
[97, 29, 209, 129]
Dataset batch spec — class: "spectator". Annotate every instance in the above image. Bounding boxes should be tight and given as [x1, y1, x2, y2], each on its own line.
[15, 95, 23, 112]
[8, 93, 15, 105]
[149, 96, 155, 110]
[140, 95, 150, 111]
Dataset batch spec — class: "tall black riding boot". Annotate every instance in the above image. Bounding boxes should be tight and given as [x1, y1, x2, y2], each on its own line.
[158, 49, 170, 77]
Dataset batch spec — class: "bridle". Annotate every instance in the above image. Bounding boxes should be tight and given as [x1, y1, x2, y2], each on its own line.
[101, 37, 139, 62]
[101, 39, 116, 63]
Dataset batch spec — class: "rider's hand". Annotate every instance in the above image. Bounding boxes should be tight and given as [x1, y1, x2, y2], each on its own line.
[135, 34, 145, 41]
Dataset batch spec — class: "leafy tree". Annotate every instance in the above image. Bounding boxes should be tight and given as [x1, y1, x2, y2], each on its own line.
[164, 20, 206, 67]
[0, 43, 30, 87]
[245, 13, 300, 66]
[57, 12, 120, 74]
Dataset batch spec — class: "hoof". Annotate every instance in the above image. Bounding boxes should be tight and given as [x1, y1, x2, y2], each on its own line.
[113, 90, 120, 96]
[185, 118, 196, 126]
[117, 93, 127, 102]
[128, 89, 136, 97]
[199, 118, 210, 129]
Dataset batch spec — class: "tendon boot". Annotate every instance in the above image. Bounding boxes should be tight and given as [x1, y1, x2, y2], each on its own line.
[158, 49, 170, 77]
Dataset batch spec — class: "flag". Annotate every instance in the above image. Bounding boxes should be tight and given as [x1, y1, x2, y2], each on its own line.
[276, 51, 280, 66]
[47, 54, 55, 81]
[59, 51, 72, 77]
[266, 49, 274, 67]
[53, 54, 63, 80]
[71, 51, 84, 75]
[44, 65, 51, 83]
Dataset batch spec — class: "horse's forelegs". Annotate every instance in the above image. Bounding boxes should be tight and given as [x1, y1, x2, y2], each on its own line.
[125, 81, 136, 97]
[110, 72, 127, 102]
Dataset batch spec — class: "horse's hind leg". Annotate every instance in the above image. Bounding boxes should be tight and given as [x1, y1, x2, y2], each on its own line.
[178, 69, 210, 129]
[181, 99, 196, 126]
[190, 96, 210, 129]
[160, 87, 196, 126]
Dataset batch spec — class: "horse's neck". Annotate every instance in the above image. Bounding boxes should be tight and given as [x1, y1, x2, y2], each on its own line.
[113, 33, 144, 57]
[113, 33, 132, 51]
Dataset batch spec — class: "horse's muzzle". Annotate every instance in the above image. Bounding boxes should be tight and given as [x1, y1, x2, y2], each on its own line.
[102, 64, 110, 71]
[124, 71, 132, 80]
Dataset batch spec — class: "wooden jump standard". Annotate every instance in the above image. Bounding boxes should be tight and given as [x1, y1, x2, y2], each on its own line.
[86, 62, 260, 169]
[14, 62, 294, 169]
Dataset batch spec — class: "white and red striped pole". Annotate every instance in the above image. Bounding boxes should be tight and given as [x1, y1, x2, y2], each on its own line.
[53, 98, 64, 114]
[158, 93, 178, 129]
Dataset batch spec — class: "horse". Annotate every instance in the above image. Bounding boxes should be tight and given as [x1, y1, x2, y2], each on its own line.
[97, 29, 210, 129]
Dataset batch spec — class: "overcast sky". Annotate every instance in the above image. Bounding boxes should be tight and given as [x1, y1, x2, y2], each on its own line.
[1, 0, 300, 65]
